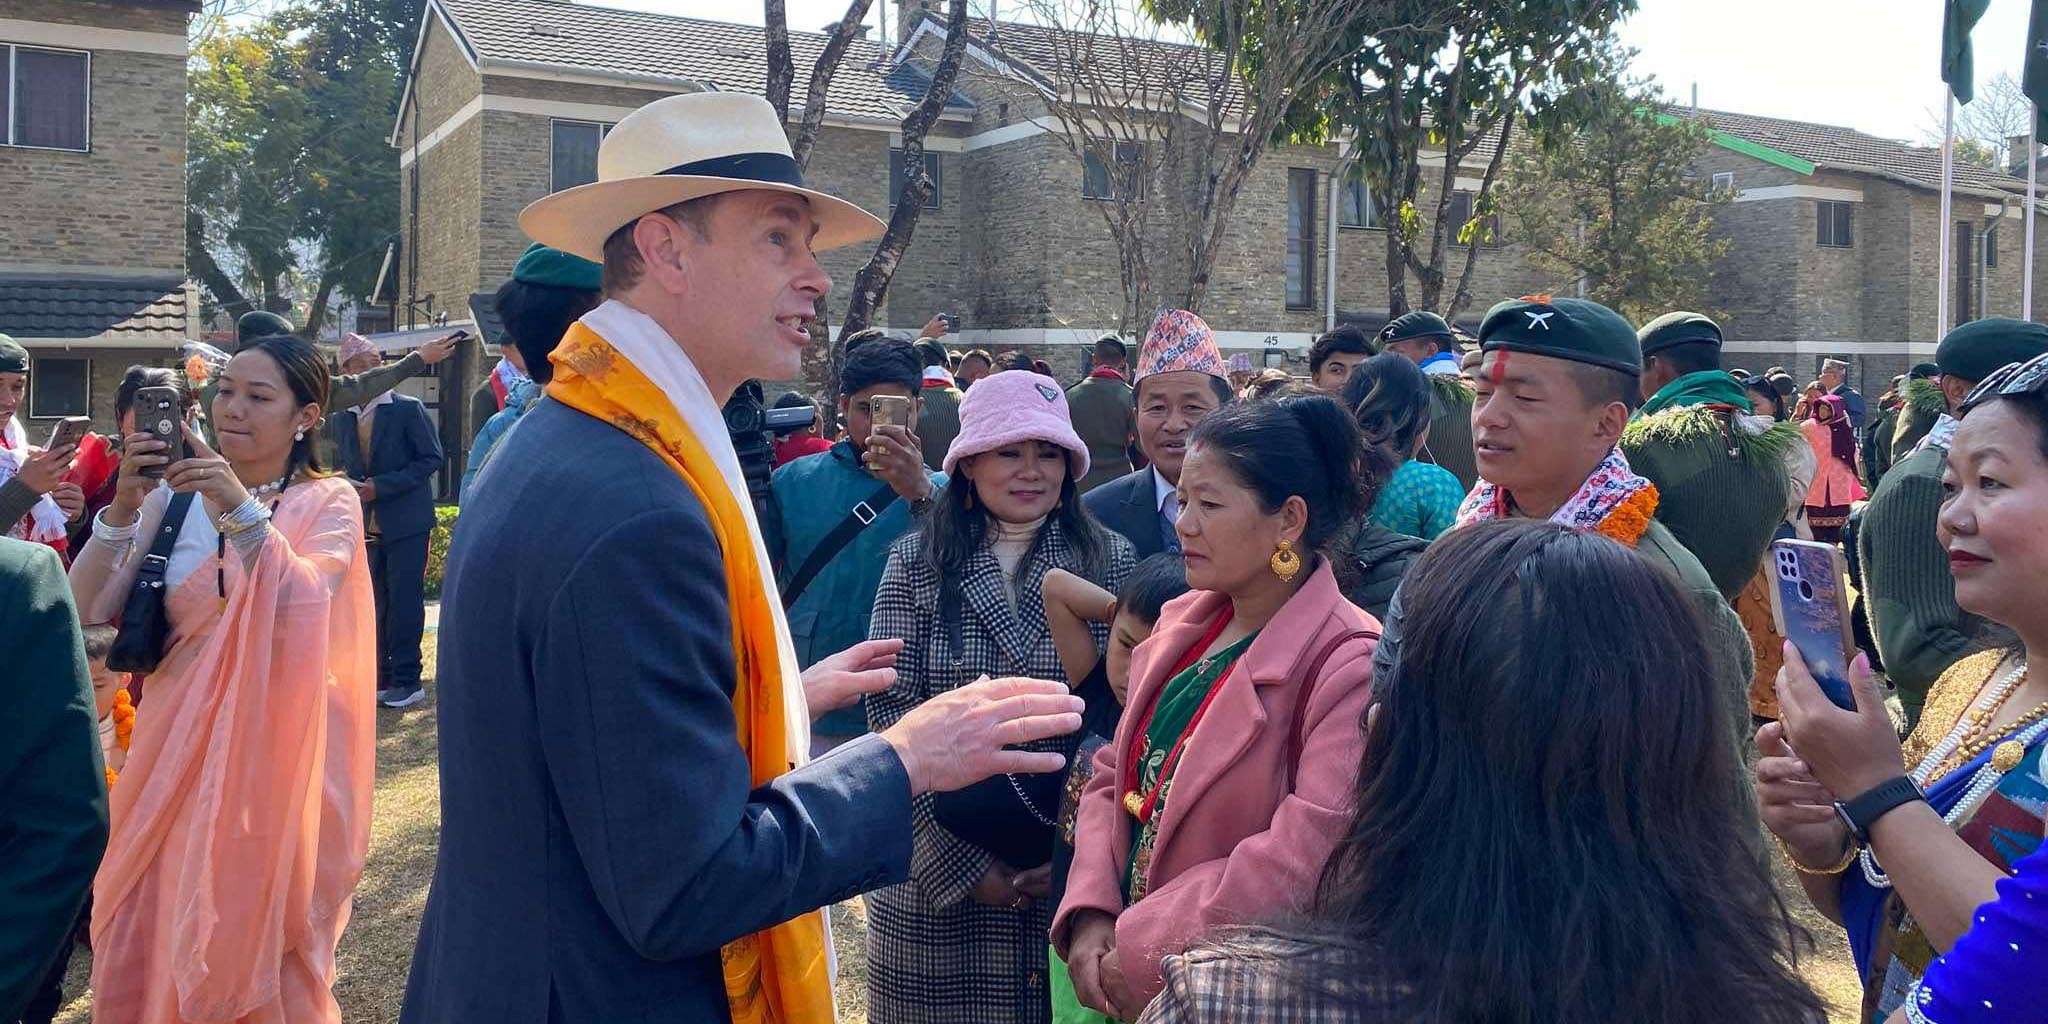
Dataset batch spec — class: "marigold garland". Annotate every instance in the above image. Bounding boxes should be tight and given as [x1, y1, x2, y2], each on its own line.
[105, 686, 135, 788]
[1592, 484, 1659, 547]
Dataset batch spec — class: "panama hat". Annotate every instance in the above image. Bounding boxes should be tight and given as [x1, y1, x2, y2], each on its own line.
[519, 92, 885, 262]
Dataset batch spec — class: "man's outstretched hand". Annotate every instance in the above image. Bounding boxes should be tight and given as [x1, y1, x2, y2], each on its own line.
[803, 638, 902, 718]
[882, 676, 1082, 796]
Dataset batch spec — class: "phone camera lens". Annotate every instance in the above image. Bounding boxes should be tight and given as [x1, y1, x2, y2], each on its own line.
[1798, 580, 1815, 602]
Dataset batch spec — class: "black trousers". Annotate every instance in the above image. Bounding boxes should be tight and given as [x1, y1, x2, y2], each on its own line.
[368, 531, 430, 690]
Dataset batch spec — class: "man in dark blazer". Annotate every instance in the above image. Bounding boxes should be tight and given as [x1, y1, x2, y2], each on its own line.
[329, 334, 445, 709]
[0, 537, 106, 1021]
[401, 92, 1085, 1024]
[1084, 310, 1233, 559]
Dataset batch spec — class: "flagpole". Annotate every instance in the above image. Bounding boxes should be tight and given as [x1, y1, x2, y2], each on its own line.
[1939, 89, 1956, 343]
[2028, 101, 2038, 320]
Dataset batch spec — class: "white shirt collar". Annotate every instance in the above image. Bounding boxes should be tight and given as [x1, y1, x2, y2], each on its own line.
[350, 390, 397, 416]
[1152, 464, 1179, 517]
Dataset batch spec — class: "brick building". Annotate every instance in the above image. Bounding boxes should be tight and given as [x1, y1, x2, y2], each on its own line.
[0, 0, 199, 437]
[393, 0, 2048, 445]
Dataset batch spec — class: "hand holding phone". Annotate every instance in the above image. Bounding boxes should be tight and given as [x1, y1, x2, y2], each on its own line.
[868, 395, 912, 436]
[132, 386, 188, 479]
[1767, 540, 1859, 711]
[45, 416, 92, 452]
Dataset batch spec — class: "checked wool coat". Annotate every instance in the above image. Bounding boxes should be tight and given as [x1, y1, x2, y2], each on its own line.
[865, 519, 1134, 1024]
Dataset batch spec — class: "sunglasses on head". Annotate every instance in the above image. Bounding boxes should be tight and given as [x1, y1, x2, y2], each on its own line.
[1958, 352, 2048, 416]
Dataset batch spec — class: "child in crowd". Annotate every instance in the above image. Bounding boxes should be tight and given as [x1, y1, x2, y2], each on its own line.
[20, 623, 119, 1024]
[1040, 553, 1189, 1024]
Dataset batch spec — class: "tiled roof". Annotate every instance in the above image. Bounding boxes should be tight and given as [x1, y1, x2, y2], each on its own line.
[954, 16, 1247, 121]
[433, 0, 970, 121]
[1685, 107, 2029, 198]
[0, 275, 193, 345]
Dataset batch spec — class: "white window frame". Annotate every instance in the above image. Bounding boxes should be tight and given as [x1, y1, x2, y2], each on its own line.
[1816, 200, 1854, 248]
[1711, 171, 1734, 191]
[1339, 176, 1380, 229]
[548, 118, 610, 193]
[27, 355, 90, 419]
[3, 43, 92, 153]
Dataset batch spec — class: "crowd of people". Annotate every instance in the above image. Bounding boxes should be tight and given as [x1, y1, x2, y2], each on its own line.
[5, 88, 2048, 1024]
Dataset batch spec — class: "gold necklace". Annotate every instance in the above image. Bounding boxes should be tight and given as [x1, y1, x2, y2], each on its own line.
[1929, 666, 2038, 780]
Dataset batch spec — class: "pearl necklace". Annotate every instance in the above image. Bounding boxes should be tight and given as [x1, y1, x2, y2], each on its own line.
[1862, 662, 2038, 889]
[248, 472, 291, 498]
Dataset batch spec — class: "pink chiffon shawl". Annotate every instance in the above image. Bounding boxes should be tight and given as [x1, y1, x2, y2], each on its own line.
[70, 478, 375, 1023]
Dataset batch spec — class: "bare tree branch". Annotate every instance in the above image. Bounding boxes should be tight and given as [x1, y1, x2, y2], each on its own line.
[792, 0, 879, 170]
[764, 0, 794, 121]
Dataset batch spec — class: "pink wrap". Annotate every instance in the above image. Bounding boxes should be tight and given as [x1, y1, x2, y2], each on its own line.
[69, 478, 375, 1023]
[1049, 561, 1377, 1007]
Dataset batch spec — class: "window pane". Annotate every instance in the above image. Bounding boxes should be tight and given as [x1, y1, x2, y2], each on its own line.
[889, 149, 940, 209]
[0, 49, 12, 145]
[28, 356, 89, 418]
[1448, 192, 1474, 238]
[1115, 142, 1143, 201]
[1083, 148, 1108, 199]
[1838, 204, 1853, 247]
[923, 152, 941, 208]
[1287, 168, 1315, 308]
[551, 122, 602, 192]
[1986, 226, 1998, 267]
[1341, 178, 1363, 226]
[15, 47, 88, 151]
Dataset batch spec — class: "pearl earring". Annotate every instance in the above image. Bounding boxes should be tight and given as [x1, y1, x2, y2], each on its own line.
[294, 428, 305, 441]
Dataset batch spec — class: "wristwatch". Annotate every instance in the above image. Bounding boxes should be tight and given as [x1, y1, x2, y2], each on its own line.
[1834, 776, 1926, 845]
[907, 490, 937, 517]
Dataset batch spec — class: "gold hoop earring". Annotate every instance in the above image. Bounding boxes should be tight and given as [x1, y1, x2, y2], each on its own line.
[1270, 539, 1301, 582]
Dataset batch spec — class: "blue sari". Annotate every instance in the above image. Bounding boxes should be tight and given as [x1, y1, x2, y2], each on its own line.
[1840, 721, 2048, 1022]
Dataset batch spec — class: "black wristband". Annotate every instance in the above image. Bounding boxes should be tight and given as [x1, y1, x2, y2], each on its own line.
[1834, 775, 1926, 845]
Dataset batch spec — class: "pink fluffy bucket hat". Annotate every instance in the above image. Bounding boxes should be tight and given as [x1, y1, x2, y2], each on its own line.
[943, 369, 1091, 482]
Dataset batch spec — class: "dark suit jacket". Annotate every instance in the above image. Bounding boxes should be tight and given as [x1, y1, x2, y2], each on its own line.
[329, 394, 444, 541]
[400, 399, 913, 1024]
[1084, 466, 1171, 560]
[0, 538, 106, 1020]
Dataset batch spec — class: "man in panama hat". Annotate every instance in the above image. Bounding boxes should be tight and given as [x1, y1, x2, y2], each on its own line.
[404, 92, 1089, 1024]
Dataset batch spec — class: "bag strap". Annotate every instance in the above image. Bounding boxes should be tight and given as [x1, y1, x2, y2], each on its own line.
[1287, 628, 1379, 770]
[137, 492, 196, 586]
[780, 480, 902, 609]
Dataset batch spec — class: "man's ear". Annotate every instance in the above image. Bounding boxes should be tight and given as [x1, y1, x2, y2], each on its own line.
[632, 214, 691, 295]
[1593, 400, 1631, 446]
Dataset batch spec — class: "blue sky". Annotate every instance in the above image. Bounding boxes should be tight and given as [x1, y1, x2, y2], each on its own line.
[615, 0, 2036, 142]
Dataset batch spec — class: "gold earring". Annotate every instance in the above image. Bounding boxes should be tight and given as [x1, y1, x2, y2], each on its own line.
[1270, 539, 1301, 582]
[964, 490, 974, 509]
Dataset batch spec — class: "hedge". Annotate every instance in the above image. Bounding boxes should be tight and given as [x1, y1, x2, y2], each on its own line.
[426, 505, 458, 600]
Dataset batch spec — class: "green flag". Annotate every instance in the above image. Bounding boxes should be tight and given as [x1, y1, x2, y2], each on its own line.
[2028, 0, 2048, 136]
[1944, 0, 1991, 103]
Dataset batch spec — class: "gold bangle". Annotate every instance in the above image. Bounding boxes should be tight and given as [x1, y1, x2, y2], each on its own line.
[1770, 830, 1859, 875]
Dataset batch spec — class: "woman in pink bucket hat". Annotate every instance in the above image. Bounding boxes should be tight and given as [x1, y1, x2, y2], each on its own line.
[865, 368, 1137, 1023]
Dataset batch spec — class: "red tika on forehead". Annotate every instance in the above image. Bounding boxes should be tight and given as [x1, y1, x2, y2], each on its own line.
[1489, 348, 1511, 387]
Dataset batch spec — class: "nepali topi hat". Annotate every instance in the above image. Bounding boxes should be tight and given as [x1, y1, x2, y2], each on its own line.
[1478, 296, 1642, 375]
[520, 93, 885, 263]
[1136, 309, 1227, 382]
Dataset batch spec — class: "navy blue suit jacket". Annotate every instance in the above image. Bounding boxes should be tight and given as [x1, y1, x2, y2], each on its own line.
[401, 399, 914, 1024]
[329, 394, 443, 540]
[1083, 467, 1171, 559]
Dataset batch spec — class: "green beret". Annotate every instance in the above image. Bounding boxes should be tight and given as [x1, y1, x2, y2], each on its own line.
[0, 334, 26, 374]
[1379, 310, 1453, 345]
[512, 242, 602, 292]
[1478, 297, 1641, 375]
[1636, 311, 1722, 357]
[237, 310, 296, 347]
[1909, 362, 1941, 380]
[1934, 317, 2048, 385]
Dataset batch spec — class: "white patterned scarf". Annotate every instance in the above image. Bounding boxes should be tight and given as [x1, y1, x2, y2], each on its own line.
[0, 416, 70, 543]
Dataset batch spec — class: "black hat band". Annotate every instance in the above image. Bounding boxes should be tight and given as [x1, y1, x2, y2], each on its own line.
[659, 151, 806, 189]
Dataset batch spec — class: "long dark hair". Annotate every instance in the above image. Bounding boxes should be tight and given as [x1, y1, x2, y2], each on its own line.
[1186, 393, 1374, 554]
[1217, 520, 1823, 1022]
[236, 334, 332, 481]
[921, 447, 1113, 586]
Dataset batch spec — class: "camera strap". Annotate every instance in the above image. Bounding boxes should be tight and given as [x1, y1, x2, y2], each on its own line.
[780, 480, 901, 609]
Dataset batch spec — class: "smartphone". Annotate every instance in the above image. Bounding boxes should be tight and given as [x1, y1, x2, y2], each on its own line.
[133, 385, 187, 478]
[1768, 539, 1859, 711]
[869, 395, 912, 437]
[941, 313, 960, 333]
[44, 416, 92, 452]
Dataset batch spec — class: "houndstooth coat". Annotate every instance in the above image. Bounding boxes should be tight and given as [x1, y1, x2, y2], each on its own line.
[865, 518, 1135, 1024]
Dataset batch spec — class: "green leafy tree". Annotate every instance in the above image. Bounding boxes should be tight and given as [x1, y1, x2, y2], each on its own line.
[1498, 66, 1731, 325]
[1323, 0, 1635, 319]
[186, 0, 419, 334]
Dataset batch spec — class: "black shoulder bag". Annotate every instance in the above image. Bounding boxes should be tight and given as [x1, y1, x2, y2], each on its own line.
[106, 491, 196, 674]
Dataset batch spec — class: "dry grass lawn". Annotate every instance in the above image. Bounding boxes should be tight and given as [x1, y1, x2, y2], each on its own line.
[45, 640, 1862, 1023]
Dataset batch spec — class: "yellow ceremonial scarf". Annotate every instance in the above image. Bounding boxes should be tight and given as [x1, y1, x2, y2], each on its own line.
[547, 322, 834, 1024]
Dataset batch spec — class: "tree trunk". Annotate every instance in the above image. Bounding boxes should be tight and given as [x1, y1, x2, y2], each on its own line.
[791, 0, 877, 170]
[1446, 111, 1518, 321]
[187, 208, 256, 319]
[763, 0, 794, 122]
[838, 0, 969, 335]
[301, 272, 338, 341]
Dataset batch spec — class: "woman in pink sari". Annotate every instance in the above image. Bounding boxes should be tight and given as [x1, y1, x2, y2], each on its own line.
[69, 334, 375, 1024]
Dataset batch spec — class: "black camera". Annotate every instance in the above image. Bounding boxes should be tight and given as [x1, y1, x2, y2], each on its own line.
[724, 380, 788, 561]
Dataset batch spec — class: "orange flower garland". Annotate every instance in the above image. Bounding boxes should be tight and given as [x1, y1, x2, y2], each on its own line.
[105, 687, 135, 787]
[1592, 483, 1659, 547]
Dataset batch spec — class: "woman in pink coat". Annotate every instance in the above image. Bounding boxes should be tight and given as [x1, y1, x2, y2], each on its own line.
[1802, 392, 1865, 542]
[1051, 394, 1379, 1020]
